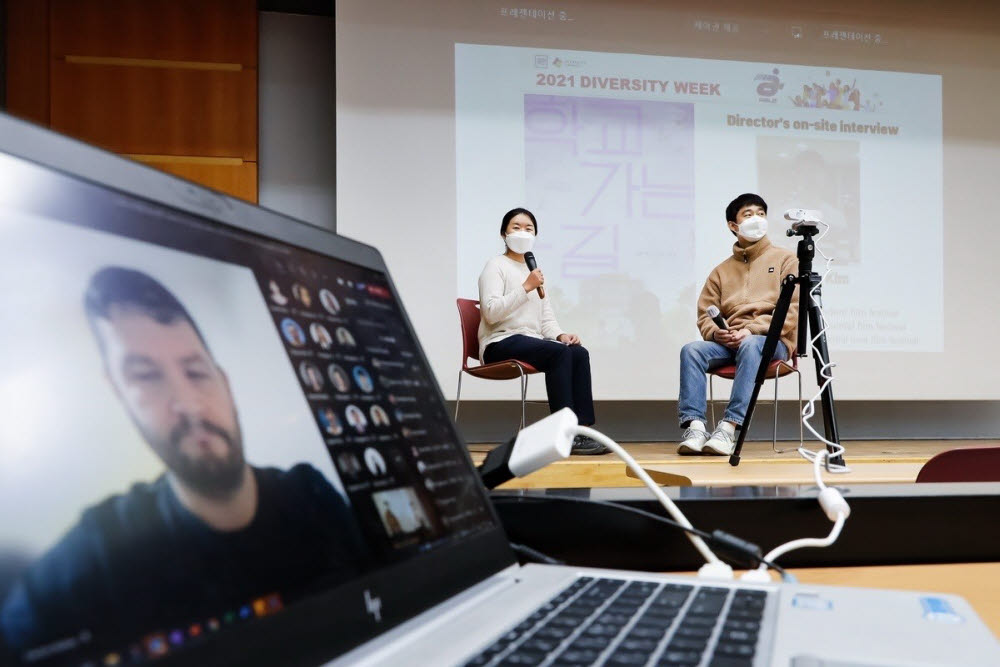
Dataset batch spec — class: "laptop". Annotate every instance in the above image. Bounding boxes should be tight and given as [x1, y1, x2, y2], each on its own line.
[0, 113, 996, 667]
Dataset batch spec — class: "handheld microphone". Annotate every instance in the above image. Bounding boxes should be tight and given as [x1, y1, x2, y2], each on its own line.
[707, 305, 729, 330]
[523, 251, 546, 299]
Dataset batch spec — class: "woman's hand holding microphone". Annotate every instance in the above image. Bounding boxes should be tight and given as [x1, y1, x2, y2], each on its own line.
[522, 268, 544, 294]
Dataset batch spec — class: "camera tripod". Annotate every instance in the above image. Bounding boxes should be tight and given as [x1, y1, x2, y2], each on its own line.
[729, 224, 845, 467]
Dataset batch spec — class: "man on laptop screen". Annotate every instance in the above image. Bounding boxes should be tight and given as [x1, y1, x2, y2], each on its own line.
[1, 267, 366, 653]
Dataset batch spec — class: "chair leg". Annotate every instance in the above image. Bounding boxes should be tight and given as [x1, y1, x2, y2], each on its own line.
[454, 371, 464, 422]
[708, 374, 716, 428]
[772, 372, 784, 454]
[519, 369, 528, 430]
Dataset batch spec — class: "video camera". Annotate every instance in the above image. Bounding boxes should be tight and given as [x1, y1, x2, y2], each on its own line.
[783, 208, 823, 236]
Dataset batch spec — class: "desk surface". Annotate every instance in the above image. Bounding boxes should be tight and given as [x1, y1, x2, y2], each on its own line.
[693, 563, 1000, 638]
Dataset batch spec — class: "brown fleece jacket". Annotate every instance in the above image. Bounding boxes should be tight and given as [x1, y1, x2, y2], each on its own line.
[696, 236, 799, 354]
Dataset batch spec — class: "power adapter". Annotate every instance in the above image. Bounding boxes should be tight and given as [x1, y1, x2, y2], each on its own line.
[478, 408, 577, 489]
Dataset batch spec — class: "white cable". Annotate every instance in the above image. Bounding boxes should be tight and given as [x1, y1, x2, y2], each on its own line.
[797, 220, 851, 476]
[573, 425, 732, 578]
[752, 431, 851, 573]
[759, 512, 847, 567]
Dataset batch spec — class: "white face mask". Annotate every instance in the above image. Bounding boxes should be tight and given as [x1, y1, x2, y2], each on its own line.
[737, 215, 768, 241]
[504, 230, 535, 254]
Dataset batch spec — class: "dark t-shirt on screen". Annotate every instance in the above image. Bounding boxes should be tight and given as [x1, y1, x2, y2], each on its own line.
[0, 463, 366, 652]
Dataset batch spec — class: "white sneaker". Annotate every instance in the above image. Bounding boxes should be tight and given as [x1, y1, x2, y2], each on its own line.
[703, 426, 736, 456]
[677, 426, 710, 454]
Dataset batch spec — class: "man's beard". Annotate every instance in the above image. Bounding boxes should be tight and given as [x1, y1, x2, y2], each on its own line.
[152, 415, 246, 499]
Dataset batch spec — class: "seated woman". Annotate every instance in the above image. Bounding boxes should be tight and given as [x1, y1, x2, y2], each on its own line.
[477, 208, 607, 455]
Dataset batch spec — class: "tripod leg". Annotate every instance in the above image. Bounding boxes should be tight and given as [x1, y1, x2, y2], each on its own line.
[806, 281, 846, 466]
[729, 275, 798, 466]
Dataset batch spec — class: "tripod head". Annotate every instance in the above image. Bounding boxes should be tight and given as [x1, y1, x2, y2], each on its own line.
[787, 223, 820, 238]
[783, 208, 823, 239]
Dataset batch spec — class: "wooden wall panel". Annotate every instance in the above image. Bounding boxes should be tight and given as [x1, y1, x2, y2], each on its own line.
[6, 0, 259, 202]
[50, 60, 257, 160]
[138, 159, 258, 202]
[50, 0, 257, 66]
[4, 0, 50, 125]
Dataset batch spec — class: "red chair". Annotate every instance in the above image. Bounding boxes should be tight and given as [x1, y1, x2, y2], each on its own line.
[455, 298, 539, 429]
[916, 447, 1000, 483]
[709, 349, 801, 453]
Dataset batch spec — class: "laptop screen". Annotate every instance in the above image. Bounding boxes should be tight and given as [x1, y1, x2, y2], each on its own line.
[0, 140, 509, 665]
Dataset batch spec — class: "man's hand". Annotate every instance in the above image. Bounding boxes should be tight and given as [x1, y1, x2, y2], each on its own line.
[557, 333, 581, 345]
[713, 329, 734, 346]
[725, 329, 751, 349]
[522, 268, 544, 293]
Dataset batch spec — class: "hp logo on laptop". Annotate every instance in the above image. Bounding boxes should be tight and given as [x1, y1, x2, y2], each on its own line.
[364, 589, 383, 623]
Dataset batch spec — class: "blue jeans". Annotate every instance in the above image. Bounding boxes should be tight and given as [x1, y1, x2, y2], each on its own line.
[678, 336, 787, 428]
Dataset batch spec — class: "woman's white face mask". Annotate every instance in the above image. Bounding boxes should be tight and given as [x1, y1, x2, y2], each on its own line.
[737, 215, 768, 241]
[504, 230, 536, 254]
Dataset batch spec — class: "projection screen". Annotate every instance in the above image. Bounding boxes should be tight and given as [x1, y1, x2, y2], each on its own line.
[337, 0, 1000, 400]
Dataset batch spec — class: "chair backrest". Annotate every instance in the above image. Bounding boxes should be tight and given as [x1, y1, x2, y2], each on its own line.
[456, 298, 481, 369]
[915, 446, 1000, 483]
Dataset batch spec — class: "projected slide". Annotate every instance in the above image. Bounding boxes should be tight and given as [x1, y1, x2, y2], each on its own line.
[455, 44, 943, 365]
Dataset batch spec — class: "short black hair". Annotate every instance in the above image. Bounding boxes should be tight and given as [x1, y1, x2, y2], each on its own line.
[725, 193, 767, 223]
[725, 193, 767, 237]
[83, 266, 210, 357]
[500, 208, 538, 236]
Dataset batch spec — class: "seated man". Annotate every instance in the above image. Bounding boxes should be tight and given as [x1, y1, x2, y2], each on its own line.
[1, 267, 367, 653]
[677, 194, 798, 455]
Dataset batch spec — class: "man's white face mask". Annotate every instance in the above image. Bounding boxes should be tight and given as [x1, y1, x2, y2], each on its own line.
[505, 230, 536, 254]
[737, 215, 768, 241]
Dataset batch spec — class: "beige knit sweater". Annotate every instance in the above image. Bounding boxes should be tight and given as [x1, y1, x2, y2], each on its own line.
[696, 236, 799, 354]
[477, 254, 564, 362]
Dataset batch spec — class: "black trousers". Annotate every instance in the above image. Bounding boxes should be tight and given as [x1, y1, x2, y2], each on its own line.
[483, 334, 595, 425]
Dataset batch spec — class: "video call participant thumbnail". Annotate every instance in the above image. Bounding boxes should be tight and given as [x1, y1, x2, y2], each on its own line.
[328, 364, 351, 394]
[0, 267, 367, 653]
[319, 288, 341, 315]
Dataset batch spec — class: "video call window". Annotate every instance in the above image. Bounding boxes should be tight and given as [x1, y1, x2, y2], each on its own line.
[0, 259, 368, 663]
[0, 152, 494, 665]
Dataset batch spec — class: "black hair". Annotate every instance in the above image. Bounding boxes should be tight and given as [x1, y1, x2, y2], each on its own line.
[83, 266, 210, 356]
[726, 193, 767, 223]
[500, 208, 538, 236]
[725, 193, 767, 236]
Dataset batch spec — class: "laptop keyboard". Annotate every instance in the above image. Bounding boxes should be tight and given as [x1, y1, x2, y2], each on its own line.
[464, 577, 767, 667]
